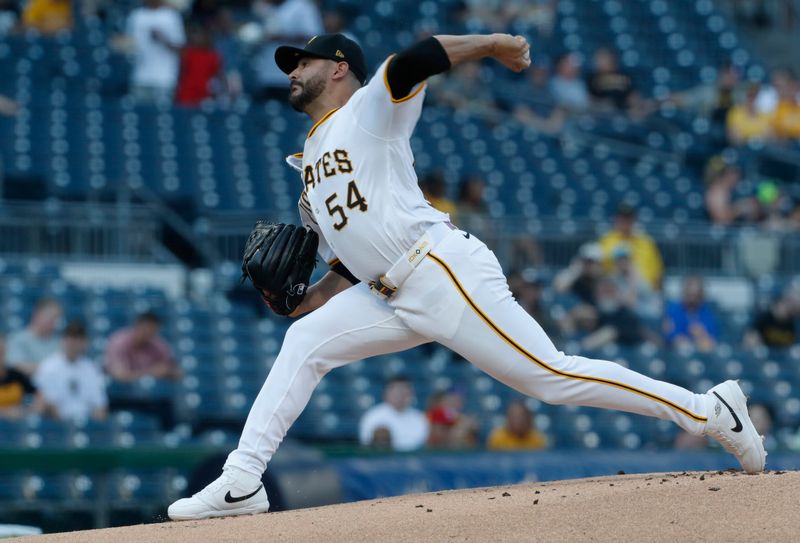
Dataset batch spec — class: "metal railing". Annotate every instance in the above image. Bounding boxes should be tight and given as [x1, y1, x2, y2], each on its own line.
[203, 213, 800, 277]
[0, 200, 171, 262]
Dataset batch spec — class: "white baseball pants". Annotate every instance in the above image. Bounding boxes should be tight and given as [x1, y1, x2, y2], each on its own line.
[226, 230, 711, 477]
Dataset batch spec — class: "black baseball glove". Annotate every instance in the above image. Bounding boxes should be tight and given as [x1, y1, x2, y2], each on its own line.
[241, 221, 319, 316]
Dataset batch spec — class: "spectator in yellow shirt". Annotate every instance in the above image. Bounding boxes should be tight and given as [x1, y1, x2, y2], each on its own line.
[727, 83, 773, 144]
[487, 400, 548, 450]
[772, 69, 800, 140]
[22, 0, 72, 35]
[598, 204, 664, 290]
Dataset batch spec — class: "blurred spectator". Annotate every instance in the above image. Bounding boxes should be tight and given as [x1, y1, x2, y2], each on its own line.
[455, 173, 492, 237]
[732, 0, 800, 32]
[358, 376, 428, 451]
[581, 277, 651, 350]
[22, 0, 72, 35]
[609, 244, 662, 321]
[459, 0, 506, 31]
[508, 268, 559, 340]
[175, 23, 222, 107]
[555, 242, 605, 337]
[731, 0, 773, 28]
[511, 57, 567, 134]
[6, 298, 63, 376]
[771, 68, 800, 141]
[704, 163, 760, 226]
[460, 0, 555, 36]
[189, 0, 222, 27]
[744, 289, 799, 350]
[431, 63, 501, 123]
[105, 311, 181, 382]
[549, 52, 589, 113]
[790, 202, 800, 229]
[427, 388, 480, 449]
[554, 242, 604, 306]
[506, 236, 544, 277]
[368, 426, 393, 450]
[419, 170, 457, 217]
[322, 8, 357, 43]
[126, 0, 186, 103]
[755, 66, 798, 114]
[727, 83, 772, 144]
[78, 0, 108, 20]
[755, 179, 795, 230]
[206, 7, 244, 104]
[0, 335, 41, 420]
[35, 321, 107, 423]
[504, 0, 556, 38]
[664, 276, 720, 352]
[521, 54, 552, 100]
[487, 400, 548, 450]
[510, 237, 544, 269]
[670, 62, 741, 123]
[586, 47, 638, 112]
[251, 0, 323, 102]
[0, 0, 20, 36]
[510, 55, 569, 135]
[0, 94, 18, 116]
[598, 204, 664, 290]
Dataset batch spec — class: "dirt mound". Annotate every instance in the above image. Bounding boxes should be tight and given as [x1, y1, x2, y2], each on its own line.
[22, 470, 797, 543]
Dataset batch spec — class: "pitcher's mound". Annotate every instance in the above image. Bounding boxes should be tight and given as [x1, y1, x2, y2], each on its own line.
[21, 470, 798, 542]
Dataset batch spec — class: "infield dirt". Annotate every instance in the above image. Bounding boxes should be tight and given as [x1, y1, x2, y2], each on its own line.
[19, 470, 799, 542]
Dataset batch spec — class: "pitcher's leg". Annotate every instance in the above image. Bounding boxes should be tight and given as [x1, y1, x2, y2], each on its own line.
[430, 252, 710, 435]
[226, 283, 428, 477]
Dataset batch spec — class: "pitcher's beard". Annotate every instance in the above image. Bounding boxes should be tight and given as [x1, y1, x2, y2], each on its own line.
[289, 73, 327, 113]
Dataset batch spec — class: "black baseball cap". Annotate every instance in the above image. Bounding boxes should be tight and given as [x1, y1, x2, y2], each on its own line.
[275, 33, 367, 85]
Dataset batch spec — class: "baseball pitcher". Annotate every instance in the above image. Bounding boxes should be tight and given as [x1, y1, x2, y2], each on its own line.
[169, 33, 765, 520]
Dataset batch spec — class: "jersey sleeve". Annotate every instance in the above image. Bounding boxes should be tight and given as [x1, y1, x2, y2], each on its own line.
[350, 56, 426, 140]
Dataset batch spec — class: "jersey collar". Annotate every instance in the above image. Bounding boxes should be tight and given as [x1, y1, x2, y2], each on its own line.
[307, 107, 340, 139]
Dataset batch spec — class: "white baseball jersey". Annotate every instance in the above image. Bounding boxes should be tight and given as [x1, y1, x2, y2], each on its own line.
[290, 57, 449, 282]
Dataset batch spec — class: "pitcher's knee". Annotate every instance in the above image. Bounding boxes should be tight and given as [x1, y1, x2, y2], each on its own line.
[513, 353, 579, 405]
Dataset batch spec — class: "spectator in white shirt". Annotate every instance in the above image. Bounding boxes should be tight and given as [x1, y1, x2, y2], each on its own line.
[549, 52, 589, 112]
[6, 297, 63, 377]
[35, 321, 107, 424]
[251, 0, 323, 101]
[126, 0, 186, 103]
[359, 376, 429, 451]
[755, 66, 798, 114]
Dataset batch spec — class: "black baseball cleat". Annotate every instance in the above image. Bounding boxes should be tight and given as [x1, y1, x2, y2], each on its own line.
[703, 380, 766, 474]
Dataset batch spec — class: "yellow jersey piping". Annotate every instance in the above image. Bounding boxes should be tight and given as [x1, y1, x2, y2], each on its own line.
[307, 108, 340, 139]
